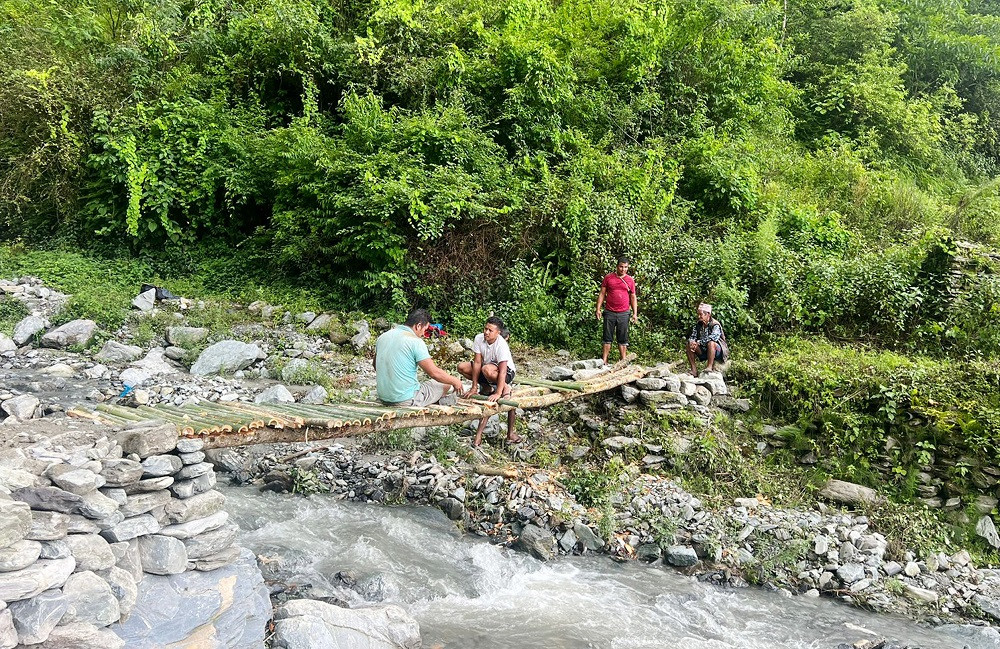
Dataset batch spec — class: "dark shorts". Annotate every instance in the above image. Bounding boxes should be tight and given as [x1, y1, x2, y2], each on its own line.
[602, 310, 630, 346]
[479, 366, 515, 395]
[697, 342, 724, 362]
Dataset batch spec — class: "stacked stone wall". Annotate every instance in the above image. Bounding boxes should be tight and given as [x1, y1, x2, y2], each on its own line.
[0, 423, 246, 648]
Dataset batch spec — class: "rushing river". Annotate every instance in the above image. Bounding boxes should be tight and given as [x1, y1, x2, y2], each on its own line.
[223, 488, 992, 649]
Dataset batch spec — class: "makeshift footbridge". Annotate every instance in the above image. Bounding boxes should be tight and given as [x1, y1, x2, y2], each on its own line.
[68, 359, 644, 449]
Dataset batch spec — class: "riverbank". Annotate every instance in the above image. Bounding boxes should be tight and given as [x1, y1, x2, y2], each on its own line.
[2, 272, 1000, 646]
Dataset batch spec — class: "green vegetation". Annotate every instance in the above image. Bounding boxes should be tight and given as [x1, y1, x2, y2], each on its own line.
[1, 0, 998, 357]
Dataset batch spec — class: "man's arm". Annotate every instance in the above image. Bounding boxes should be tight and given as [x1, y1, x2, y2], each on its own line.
[488, 360, 508, 402]
[595, 284, 607, 321]
[417, 358, 463, 393]
[463, 353, 483, 398]
[630, 289, 638, 324]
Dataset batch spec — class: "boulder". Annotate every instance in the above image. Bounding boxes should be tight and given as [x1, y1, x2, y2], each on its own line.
[100, 514, 161, 543]
[0, 499, 32, 548]
[62, 570, 120, 626]
[12, 316, 46, 346]
[157, 511, 229, 540]
[620, 385, 639, 404]
[141, 454, 182, 477]
[137, 535, 187, 575]
[306, 313, 333, 331]
[117, 424, 179, 458]
[99, 565, 137, 621]
[30, 621, 125, 649]
[95, 340, 143, 364]
[977, 515, 1000, 549]
[46, 465, 103, 495]
[8, 589, 68, 644]
[272, 599, 421, 649]
[11, 487, 82, 515]
[818, 479, 879, 505]
[165, 326, 208, 347]
[120, 490, 172, 518]
[170, 472, 216, 499]
[27, 511, 68, 541]
[100, 459, 145, 486]
[299, 385, 328, 404]
[836, 563, 865, 584]
[639, 391, 687, 406]
[181, 522, 238, 560]
[40, 362, 74, 377]
[664, 546, 699, 567]
[190, 340, 262, 376]
[1, 394, 39, 420]
[112, 548, 269, 648]
[0, 334, 16, 353]
[255, 384, 295, 404]
[131, 289, 156, 312]
[77, 490, 120, 519]
[39, 319, 97, 349]
[0, 557, 75, 602]
[64, 535, 116, 572]
[573, 523, 605, 551]
[0, 540, 41, 572]
[514, 524, 555, 561]
[0, 608, 11, 649]
[130, 348, 177, 376]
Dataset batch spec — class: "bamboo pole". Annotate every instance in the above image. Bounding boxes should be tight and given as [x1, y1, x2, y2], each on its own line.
[516, 377, 585, 391]
[96, 404, 146, 422]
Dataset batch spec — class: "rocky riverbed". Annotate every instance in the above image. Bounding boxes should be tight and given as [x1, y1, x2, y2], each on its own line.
[3, 274, 1000, 647]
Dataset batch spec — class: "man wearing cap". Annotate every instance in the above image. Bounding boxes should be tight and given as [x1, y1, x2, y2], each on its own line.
[686, 303, 729, 377]
[595, 257, 639, 365]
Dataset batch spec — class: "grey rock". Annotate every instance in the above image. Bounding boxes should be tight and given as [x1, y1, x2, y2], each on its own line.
[27, 511, 68, 541]
[904, 583, 938, 603]
[115, 540, 142, 582]
[62, 570, 120, 626]
[77, 490, 120, 519]
[169, 472, 216, 499]
[138, 535, 187, 575]
[46, 466, 103, 495]
[0, 540, 41, 572]
[98, 565, 137, 621]
[664, 546, 699, 567]
[29, 622, 125, 649]
[883, 561, 902, 577]
[117, 424, 178, 458]
[0, 499, 31, 547]
[573, 523, 604, 551]
[191, 544, 241, 571]
[11, 486, 82, 514]
[639, 390, 687, 406]
[141, 454, 183, 477]
[0, 609, 13, 649]
[0, 557, 75, 602]
[178, 451, 205, 465]
[299, 385, 328, 404]
[165, 326, 208, 347]
[602, 436, 641, 451]
[8, 589, 67, 644]
[100, 459, 144, 486]
[350, 322, 371, 350]
[978, 515, 1000, 549]
[175, 438, 204, 454]
[515, 524, 556, 561]
[0, 333, 14, 353]
[558, 529, 578, 553]
[118, 368, 151, 388]
[255, 384, 295, 404]
[64, 535, 116, 572]
[620, 385, 640, 404]
[182, 522, 237, 560]
[12, 315, 46, 346]
[635, 377, 667, 391]
[112, 548, 269, 649]
[130, 348, 177, 376]
[691, 385, 712, 406]
[164, 345, 185, 361]
[818, 479, 879, 505]
[39, 319, 97, 349]
[157, 511, 228, 540]
[175, 462, 213, 480]
[123, 476, 173, 494]
[306, 313, 332, 331]
[131, 289, 156, 312]
[438, 498, 463, 521]
[120, 490, 172, 517]
[1, 394, 39, 420]
[836, 563, 865, 584]
[190, 340, 262, 376]
[95, 340, 143, 364]
[272, 599, 420, 649]
[636, 544, 661, 562]
[100, 514, 160, 543]
[38, 540, 70, 559]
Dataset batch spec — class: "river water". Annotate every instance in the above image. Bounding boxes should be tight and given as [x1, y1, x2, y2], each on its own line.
[223, 488, 992, 649]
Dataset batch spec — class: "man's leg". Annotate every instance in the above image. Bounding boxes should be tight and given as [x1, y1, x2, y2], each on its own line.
[473, 417, 489, 447]
[506, 410, 518, 442]
[705, 341, 718, 372]
[457, 361, 473, 379]
[409, 380, 451, 407]
[686, 341, 700, 377]
[601, 312, 615, 364]
[616, 313, 629, 361]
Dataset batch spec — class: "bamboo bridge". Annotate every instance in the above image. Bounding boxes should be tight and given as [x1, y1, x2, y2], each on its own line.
[67, 359, 644, 449]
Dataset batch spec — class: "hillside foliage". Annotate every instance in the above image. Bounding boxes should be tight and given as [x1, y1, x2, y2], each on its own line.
[1, 0, 999, 356]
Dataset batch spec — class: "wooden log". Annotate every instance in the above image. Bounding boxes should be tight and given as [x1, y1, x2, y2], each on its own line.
[474, 465, 519, 478]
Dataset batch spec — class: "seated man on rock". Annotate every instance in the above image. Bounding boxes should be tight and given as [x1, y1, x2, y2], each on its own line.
[374, 308, 464, 407]
[685, 302, 729, 377]
[458, 316, 520, 446]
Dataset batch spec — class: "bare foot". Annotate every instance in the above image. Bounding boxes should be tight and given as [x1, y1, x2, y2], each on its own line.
[506, 433, 523, 444]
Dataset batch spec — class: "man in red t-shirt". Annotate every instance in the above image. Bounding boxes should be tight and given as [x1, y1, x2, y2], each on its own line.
[595, 257, 638, 364]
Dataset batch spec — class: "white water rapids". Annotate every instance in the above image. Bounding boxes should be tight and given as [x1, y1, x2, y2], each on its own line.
[223, 488, 993, 649]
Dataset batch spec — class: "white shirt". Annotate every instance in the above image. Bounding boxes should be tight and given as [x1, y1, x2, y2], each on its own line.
[473, 333, 516, 373]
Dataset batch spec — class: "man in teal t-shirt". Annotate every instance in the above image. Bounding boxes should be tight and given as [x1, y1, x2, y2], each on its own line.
[374, 308, 464, 406]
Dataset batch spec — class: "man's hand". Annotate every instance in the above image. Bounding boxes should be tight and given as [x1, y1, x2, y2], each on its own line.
[630, 313, 639, 324]
[486, 391, 500, 403]
[595, 309, 602, 322]
[452, 378, 465, 395]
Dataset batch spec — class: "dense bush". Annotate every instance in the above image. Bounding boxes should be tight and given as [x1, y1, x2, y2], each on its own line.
[0, 0, 998, 357]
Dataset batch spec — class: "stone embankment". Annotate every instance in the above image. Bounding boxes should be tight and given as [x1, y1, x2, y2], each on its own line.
[0, 422, 269, 648]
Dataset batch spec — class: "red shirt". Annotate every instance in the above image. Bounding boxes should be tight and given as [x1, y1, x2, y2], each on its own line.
[602, 273, 636, 312]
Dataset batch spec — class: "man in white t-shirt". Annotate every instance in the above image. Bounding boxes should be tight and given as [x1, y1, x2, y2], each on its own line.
[458, 316, 520, 446]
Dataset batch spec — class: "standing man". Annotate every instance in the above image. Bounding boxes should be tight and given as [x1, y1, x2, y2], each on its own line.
[374, 308, 464, 407]
[458, 317, 520, 446]
[685, 303, 729, 377]
[595, 256, 638, 365]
